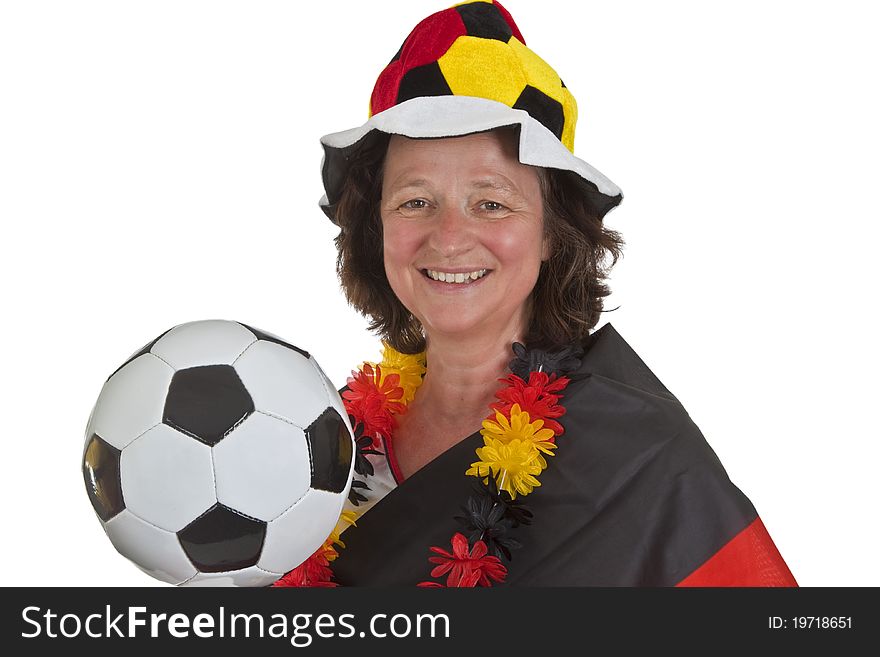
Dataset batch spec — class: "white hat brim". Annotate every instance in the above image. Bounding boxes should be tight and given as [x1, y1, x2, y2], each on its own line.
[318, 95, 623, 223]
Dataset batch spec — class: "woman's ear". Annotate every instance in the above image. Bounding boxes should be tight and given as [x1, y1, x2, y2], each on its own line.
[541, 233, 551, 262]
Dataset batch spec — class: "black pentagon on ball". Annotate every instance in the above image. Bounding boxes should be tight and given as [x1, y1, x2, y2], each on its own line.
[177, 503, 267, 573]
[513, 85, 565, 141]
[306, 407, 353, 493]
[237, 322, 310, 359]
[82, 434, 125, 522]
[455, 1, 513, 42]
[163, 365, 254, 446]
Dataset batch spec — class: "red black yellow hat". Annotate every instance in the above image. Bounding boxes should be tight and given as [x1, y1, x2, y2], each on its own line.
[318, 0, 623, 222]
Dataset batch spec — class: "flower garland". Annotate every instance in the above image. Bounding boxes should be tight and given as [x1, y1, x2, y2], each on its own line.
[273, 342, 579, 588]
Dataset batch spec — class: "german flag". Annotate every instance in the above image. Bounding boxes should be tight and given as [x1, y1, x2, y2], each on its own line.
[330, 323, 797, 587]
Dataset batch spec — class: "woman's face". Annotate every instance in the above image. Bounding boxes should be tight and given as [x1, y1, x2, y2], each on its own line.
[380, 130, 548, 344]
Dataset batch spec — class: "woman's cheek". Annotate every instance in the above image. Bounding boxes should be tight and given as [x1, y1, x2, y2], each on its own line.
[382, 224, 417, 291]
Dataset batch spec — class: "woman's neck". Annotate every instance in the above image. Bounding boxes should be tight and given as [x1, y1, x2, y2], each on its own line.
[411, 328, 521, 426]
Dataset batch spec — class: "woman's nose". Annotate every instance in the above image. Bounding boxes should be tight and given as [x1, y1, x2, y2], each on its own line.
[427, 204, 475, 257]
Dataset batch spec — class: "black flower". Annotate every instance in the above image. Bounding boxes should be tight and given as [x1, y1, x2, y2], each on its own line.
[470, 470, 534, 527]
[454, 494, 522, 561]
[354, 431, 383, 478]
[348, 479, 370, 506]
[509, 342, 584, 379]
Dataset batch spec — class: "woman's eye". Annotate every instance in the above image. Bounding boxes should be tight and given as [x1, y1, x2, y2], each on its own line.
[480, 201, 506, 212]
[401, 199, 429, 210]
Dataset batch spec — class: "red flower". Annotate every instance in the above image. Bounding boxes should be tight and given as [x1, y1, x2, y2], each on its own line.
[418, 571, 482, 588]
[426, 532, 507, 587]
[272, 549, 338, 588]
[342, 364, 407, 447]
[490, 372, 570, 436]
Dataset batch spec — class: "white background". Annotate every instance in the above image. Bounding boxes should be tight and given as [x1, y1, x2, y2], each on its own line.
[1, 0, 877, 586]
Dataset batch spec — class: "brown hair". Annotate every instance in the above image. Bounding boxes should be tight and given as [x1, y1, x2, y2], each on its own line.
[330, 129, 624, 354]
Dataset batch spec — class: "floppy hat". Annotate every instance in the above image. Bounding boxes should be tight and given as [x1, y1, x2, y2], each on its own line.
[318, 0, 623, 223]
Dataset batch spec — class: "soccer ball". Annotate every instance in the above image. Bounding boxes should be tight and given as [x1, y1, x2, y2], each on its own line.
[81, 319, 354, 586]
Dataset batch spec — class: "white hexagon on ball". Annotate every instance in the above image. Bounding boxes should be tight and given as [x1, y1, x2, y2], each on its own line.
[181, 566, 283, 588]
[104, 510, 197, 585]
[120, 423, 216, 532]
[313, 362, 355, 437]
[213, 411, 312, 521]
[259, 489, 348, 575]
[86, 354, 173, 451]
[233, 340, 331, 428]
[152, 319, 256, 370]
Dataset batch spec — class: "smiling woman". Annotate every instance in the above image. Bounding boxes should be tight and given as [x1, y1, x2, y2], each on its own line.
[272, 0, 798, 588]
[381, 131, 546, 349]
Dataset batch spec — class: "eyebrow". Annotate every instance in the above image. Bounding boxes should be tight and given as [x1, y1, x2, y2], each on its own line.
[387, 178, 520, 194]
[472, 179, 518, 194]
[388, 178, 430, 191]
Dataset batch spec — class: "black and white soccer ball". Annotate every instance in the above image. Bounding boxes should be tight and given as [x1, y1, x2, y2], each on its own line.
[82, 319, 354, 586]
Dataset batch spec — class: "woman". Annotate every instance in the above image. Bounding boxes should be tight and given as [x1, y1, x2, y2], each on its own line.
[276, 0, 796, 587]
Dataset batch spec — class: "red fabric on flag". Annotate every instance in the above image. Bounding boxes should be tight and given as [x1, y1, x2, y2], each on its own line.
[675, 516, 797, 587]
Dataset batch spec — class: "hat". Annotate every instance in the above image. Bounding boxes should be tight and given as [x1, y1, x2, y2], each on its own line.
[318, 0, 623, 223]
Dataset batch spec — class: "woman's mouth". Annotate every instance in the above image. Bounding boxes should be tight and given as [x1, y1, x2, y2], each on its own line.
[421, 268, 490, 285]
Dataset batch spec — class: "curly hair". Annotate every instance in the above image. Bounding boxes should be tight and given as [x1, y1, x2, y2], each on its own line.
[329, 128, 624, 354]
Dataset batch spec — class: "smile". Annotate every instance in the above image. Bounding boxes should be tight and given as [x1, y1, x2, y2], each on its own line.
[422, 268, 489, 284]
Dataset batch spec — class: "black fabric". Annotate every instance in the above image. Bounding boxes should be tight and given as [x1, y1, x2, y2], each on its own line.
[331, 323, 758, 586]
[513, 84, 565, 141]
[455, 1, 514, 42]
[396, 61, 454, 106]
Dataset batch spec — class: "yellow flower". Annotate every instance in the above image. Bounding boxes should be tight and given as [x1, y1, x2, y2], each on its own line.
[466, 438, 545, 499]
[377, 341, 427, 404]
[324, 510, 358, 561]
[481, 404, 557, 458]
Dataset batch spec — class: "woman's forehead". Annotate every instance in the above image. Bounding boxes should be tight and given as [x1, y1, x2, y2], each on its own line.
[383, 130, 531, 186]
[387, 130, 517, 160]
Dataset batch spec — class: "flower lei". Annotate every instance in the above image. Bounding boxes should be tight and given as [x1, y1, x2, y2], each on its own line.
[273, 341, 581, 587]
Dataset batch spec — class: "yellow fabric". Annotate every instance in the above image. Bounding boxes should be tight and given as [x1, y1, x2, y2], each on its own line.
[438, 35, 527, 108]
[506, 37, 563, 105]
[560, 86, 577, 153]
[437, 34, 576, 153]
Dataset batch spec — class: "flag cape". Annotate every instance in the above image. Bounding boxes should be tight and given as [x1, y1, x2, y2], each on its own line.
[332, 323, 797, 586]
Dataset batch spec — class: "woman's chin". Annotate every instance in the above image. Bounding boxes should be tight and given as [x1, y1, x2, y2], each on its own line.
[421, 314, 486, 341]
[421, 308, 525, 344]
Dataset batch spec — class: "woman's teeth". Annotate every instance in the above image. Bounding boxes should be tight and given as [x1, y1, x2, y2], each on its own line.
[425, 269, 488, 284]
